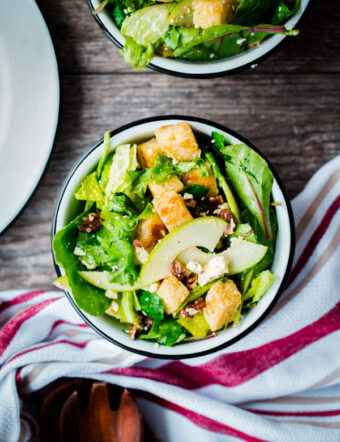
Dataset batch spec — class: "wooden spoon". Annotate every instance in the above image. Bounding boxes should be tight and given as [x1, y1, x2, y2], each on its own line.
[59, 382, 144, 442]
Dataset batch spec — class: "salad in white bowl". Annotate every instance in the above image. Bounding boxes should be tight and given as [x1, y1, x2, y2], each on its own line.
[52, 117, 294, 357]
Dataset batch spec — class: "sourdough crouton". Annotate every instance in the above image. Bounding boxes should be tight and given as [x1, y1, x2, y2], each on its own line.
[136, 212, 167, 251]
[193, 0, 237, 29]
[153, 191, 193, 231]
[149, 175, 184, 197]
[182, 162, 218, 197]
[137, 138, 163, 168]
[204, 279, 241, 331]
[158, 274, 190, 314]
[155, 122, 201, 161]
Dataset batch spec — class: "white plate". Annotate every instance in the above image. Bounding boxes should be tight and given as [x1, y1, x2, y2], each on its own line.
[88, 0, 310, 77]
[0, 0, 59, 233]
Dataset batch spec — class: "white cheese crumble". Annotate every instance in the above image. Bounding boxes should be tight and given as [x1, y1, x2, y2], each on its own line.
[74, 246, 85, 256]
[199, 256, 229, 287]
[186, 260, 203, 275]
[147, 282, 159, 293]
[183, 193, 193, 200]
[105, 290, 118, 299]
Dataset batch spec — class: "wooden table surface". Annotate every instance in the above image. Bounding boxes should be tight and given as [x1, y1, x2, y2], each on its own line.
[0, 0, 339, 290]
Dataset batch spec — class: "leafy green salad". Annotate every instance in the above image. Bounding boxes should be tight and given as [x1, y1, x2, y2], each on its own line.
[92, 0, 301, 70]
[53, 122, 278, 346]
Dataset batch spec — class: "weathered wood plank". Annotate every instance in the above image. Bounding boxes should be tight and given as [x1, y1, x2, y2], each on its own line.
[36, 0, 340, 75]
[0, 73, 338, 289]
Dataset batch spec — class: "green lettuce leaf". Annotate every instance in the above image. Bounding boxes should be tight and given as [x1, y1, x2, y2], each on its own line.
[140, 319, 187, 346]
[119, 37, 155, 71]
[213, 135, 274, 241]
[53, 210, 111, 316]
[97, 131, 111, 180]
[272, 0, 301, 25]
[244, 270, 276, 303]
[75, 172, 104, 203]
[233, 0, 281, 24]
[139, 290, 164, 320]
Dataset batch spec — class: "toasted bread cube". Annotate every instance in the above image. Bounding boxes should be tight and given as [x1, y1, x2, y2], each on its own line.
[136, 213, 167, 251]
[148, 175, 184, 197]
[155, 122, 201, 162]
[158, 274, 190, 314]
[204, 280, 241, 332]
[193, 0, 237, 29]
[137, 138, 163, 168]
[182, 162, 218, 198]
[153, 191, 193, 232]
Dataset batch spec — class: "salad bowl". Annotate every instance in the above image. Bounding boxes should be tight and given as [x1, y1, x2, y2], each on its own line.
[86, 0, 310, 78]
[52, 116, 294, 359]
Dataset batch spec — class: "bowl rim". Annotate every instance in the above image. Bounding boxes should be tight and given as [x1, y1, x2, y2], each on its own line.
[85, 0, 311, 79]
[51, 115, 295, 359]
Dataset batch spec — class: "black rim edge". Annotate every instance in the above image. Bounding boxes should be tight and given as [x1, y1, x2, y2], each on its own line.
[0, 3, 61, 237]
[51, 115, 295, 360]
[85, 0, 312, 79]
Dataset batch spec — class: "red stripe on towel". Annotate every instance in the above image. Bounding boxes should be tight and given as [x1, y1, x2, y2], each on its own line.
[245, 408, 340, 418]
[0, 297, 61, 358]
[107, 302, 340, 389]
[288, 195, 340, 287]
[5, 339, 90, 365]
[136, 391, 267, 442]
[0, 291, 46, 314]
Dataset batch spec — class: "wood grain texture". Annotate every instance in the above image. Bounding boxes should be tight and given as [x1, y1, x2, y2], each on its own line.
[0, 0, 339, 290]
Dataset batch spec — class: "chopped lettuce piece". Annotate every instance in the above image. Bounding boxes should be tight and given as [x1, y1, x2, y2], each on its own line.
[75, 172, 104, 202]
[121, 4, 169, 45]
[244, 270, 276, 303]
[181, 184, 209, 200]
[119, 37, 155, 71]
[105, 143, 137, 198]
[139, 290, 164, 320]
[97, 131, 111, 180]
[178, 311, 210, 338]
[140, 320, 187, 346]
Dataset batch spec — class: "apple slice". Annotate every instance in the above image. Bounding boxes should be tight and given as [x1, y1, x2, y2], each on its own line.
[79, 271, 141, 291]
[140, 217, 228, 286]
[177, 238, 268, 275]
[169, 0, 194, 27]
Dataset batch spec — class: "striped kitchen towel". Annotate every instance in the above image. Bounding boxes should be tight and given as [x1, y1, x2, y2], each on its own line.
[0, 156, 339, 442]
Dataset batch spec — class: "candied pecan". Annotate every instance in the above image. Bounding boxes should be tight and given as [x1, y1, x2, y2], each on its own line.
[214, 206, 236, 236]
[128, 323, 139, 340]
[179, 297, 206, 318]
[191, 205, 210, 218]
[171, 260, 190, 281]
[78, 211, 103, 233]
[132, 238, 143, 248]
[209, 195, 223, 206]
[186, 275, 198, 290]
[143, 317, 154, 332]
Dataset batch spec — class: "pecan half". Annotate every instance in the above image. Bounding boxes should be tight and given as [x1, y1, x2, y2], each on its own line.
[143, 317, 154, 333]
[186, 274, 198, 290]
[78, 211, 103, 233]
[128, 323, 139, 340]
[179, 297, 206, 318]
[209, 195, 223, 206]
[171, 260, 190, 281]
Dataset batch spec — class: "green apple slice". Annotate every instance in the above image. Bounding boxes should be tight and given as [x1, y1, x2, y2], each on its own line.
[177, 238, 268, 275]
[140, 217, 228, 286]
[79, 271, 141, 291]
[169, 0, 194, 28]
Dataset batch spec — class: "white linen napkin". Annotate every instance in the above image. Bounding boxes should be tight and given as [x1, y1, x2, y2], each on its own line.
[0, 156, 339, 442]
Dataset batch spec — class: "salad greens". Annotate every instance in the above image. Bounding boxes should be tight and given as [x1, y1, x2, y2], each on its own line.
[53, 122, 279, 347]
[93, 0, 300, 70]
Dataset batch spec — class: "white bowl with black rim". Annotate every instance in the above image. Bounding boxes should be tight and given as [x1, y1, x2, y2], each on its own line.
[52, 116, 295, 359]
[86, 0, 310, 78]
